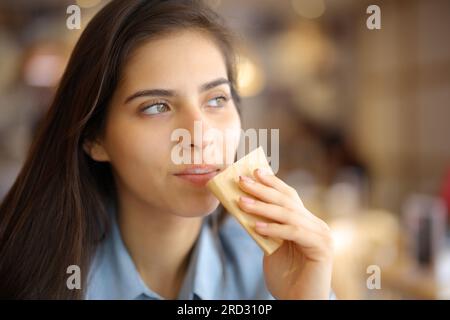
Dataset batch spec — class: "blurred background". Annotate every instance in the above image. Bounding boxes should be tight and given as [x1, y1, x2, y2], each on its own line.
[0, 0, 449, 299]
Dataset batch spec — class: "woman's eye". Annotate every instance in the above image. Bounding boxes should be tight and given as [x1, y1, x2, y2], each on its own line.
[141, 103, 170, 115]
[207, 96, 228, 108]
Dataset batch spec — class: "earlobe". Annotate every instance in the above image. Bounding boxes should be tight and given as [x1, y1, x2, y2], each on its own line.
[83, 139, 110, 162]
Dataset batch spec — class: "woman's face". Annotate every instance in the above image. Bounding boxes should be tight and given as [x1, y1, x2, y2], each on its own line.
[92, 30, 241, 217]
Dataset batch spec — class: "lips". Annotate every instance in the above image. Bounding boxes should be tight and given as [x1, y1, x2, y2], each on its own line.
[174, 165, 221, 187]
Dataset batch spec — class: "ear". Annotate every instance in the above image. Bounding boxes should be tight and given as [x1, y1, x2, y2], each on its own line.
[83, 139, 110, 162]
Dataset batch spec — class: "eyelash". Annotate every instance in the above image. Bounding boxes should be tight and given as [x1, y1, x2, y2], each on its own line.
[139, 95, 230, 115]
[207, 95, 229, 108]
[139, 100, 170, 115]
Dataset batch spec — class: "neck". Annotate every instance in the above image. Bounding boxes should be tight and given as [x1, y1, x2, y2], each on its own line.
[116, 191, 202, 299]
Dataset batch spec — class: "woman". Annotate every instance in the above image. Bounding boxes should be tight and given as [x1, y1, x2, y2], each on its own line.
[0, 0, 333, 299]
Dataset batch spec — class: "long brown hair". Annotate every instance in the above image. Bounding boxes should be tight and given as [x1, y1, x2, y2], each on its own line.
[0, 0, 240, 299]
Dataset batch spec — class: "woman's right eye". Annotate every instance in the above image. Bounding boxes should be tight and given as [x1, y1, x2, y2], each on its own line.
[140, 103, 171, 115]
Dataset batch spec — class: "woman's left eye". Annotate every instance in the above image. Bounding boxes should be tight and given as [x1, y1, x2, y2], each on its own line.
[206, 96, 228, 108]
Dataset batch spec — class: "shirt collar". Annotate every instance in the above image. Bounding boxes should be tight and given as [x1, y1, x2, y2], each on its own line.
[189, 215, 224, 300]
[87, 209, 225, 300]
[86, 213, 162, 300]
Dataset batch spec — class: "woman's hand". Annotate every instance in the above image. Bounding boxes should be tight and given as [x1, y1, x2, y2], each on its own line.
[237, 168, 334, 300]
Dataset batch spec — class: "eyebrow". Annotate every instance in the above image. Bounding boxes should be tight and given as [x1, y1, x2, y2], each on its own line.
[124, 77, 231, 104]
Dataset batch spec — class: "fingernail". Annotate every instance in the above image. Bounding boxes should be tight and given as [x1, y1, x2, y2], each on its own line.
[239, 175, 254, 183]
[240, 196, 255, 204]
[255, 221, 268, 228]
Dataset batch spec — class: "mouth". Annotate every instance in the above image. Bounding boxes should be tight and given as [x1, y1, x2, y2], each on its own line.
[173, 165, 222, 187]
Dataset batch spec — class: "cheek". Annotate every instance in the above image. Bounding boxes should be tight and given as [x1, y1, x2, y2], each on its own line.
[103, 116, 172, 190]
[104, 119, 221, 216]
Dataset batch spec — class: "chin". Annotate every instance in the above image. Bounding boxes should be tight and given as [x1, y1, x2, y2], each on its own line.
[175, 196, 220, 218]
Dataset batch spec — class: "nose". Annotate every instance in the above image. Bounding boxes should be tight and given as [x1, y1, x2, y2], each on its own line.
[178, 106, 214, 151]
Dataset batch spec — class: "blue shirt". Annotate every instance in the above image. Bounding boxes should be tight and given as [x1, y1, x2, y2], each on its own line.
[85, 208, 275, 300]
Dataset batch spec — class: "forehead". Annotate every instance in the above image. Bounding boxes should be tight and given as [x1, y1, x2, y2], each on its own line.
[119, 30, 228, 90]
